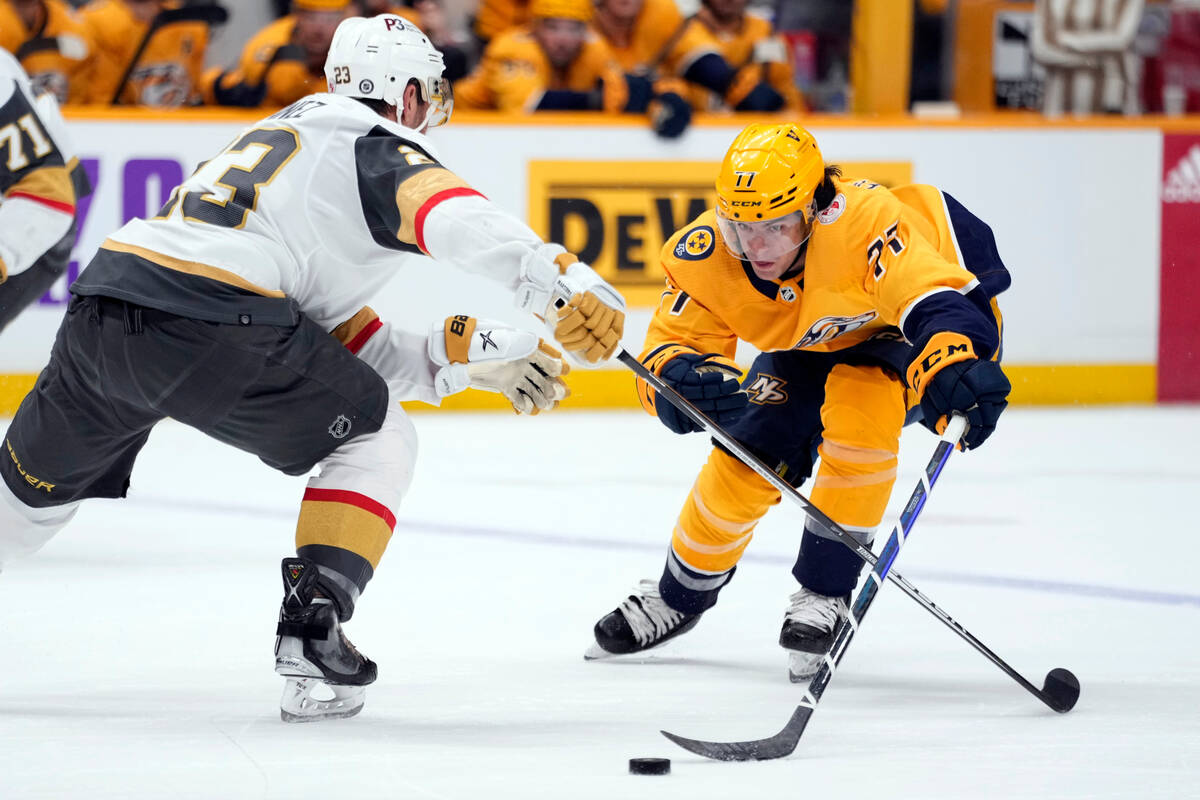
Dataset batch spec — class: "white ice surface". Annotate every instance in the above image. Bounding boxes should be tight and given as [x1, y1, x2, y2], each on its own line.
[1, 407, 1198, 799]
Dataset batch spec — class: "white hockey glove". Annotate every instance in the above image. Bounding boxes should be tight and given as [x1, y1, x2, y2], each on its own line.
[515, 246, 626, 365]
[428, 315, 570, 414]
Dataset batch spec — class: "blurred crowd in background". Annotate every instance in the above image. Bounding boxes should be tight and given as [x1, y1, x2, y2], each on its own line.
[1, 0, 1198, 123]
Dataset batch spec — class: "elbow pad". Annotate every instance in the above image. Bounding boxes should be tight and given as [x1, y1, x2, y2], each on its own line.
[0, 195, 74, 281]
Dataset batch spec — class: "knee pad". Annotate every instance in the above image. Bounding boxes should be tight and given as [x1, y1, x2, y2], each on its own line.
[813, 364, 905, 530]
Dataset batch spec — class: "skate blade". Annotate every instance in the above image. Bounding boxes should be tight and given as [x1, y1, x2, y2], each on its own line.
[279, 677, 366, 723]
[583, 642, 615, 660]
[787, 651, 821, 684]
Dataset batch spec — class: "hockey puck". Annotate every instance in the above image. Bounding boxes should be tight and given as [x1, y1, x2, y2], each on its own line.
[629, 757, 671, 775]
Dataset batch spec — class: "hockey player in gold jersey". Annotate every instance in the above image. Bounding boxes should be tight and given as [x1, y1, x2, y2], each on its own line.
[587, 123, 1012, 681]
[0, 0, 93, 104]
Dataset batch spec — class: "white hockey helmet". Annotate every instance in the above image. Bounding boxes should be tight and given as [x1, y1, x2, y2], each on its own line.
[324, 14, 453, 129]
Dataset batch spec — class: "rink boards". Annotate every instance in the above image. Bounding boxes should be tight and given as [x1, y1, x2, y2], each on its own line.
[0, 110, 1196, 413]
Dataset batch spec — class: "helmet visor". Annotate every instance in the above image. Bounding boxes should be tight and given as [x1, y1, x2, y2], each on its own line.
[715, 208, 811, 263]
[424, 76, 453, 128]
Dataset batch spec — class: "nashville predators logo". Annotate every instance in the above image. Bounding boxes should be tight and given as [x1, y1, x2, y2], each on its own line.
[675, 226, 715, 261]
[745, 374, 789, 405]
[796, 311, 878, 348]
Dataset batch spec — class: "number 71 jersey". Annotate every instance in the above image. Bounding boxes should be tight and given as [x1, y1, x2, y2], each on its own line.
[73, 93, 488, 333]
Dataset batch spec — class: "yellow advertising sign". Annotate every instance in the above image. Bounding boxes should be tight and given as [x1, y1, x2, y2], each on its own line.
[528, 160, 913, 306]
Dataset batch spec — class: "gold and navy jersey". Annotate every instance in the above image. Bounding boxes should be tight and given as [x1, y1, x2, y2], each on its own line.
[454, 25, 626, 112]
[201, 16, 320, 109]
[80, 0, 209, 107]
[0, 0, 93, 105]
[674, 11, 802, 111]
[640, 178, 1008, 389]
[474, 0, 530, 43]
[598, 0, 712, 76]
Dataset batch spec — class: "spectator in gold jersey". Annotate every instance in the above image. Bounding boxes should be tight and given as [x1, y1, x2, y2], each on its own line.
[80, 0, 221, 106]
[454, 0, 691, 137]
[678, 0, 802, 111]
[0, 0, 93, 104]
[203, 0, 353, 108]
[593, 0, 785, 111]
[472, 0, 530, 48]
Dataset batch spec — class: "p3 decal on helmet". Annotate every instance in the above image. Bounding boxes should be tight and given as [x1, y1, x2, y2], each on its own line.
[674, 225, 715, 261]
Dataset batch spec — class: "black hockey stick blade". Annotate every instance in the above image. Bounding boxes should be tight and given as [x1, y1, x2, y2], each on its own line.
[1042, 668, 1080, 713]
[661, 705, 814, 762]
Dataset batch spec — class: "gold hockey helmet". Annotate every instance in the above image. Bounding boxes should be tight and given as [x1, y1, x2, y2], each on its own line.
[715, 123, 825, 223]
[530, 0, 594, 22]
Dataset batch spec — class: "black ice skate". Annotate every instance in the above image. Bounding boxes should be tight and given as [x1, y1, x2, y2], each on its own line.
[779, 586, 850, 683]
[274, 557, 377, 722]
[585, 579, 703, 659]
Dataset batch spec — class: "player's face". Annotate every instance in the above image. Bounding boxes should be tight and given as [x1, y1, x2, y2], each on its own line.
[535, 19, 587, 70]
[717, 208, 812, 279]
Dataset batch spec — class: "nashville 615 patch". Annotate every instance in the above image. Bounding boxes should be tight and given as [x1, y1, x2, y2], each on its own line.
[675, 226, 715, 261]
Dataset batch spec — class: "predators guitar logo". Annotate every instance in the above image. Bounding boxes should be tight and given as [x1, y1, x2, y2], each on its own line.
[745, 373, 788, 405]
[796, 311, 878, 348]
[675, 226, 715, 261]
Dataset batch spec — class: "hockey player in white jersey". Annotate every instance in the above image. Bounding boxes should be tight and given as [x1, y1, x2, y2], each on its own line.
[0, 14, 625, 722]
[0, 50, 92, 333]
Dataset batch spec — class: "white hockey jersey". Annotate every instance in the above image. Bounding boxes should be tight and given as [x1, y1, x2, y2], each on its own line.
[0, 49, 83, 279]
[74, 92, 565, 403]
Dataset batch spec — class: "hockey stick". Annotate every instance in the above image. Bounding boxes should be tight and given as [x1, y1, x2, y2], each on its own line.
[110, 4, 230, 106]
[661, 412, 967, 759]
[618, 351, 1079, 733]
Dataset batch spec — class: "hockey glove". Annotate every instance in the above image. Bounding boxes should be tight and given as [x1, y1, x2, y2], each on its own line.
[909, 332, 1010, 450]
[550, 259, 626, 364]
[429, 315, 569, 415]
[654, 353, 748, 435]
[515, 247, 626, 365]
[649, 91, 692, 139]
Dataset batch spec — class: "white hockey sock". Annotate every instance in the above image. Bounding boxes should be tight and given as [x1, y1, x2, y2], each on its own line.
[0, 478, 78, 567]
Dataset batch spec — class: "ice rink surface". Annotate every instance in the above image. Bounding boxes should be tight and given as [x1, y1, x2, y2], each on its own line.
[1, 406, 1198, 799]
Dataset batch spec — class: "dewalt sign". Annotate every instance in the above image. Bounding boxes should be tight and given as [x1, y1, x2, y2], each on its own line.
[528, 160, 912, 306]
[528, 160, 717, 306]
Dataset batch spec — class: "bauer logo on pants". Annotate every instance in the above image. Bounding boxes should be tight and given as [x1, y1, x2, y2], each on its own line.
[328, 415, 352, 439]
